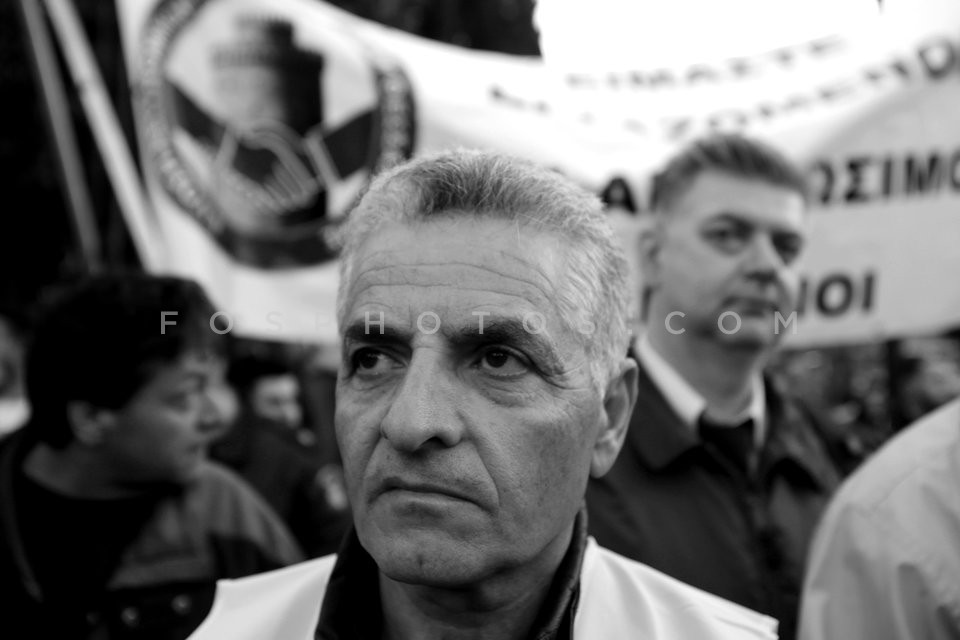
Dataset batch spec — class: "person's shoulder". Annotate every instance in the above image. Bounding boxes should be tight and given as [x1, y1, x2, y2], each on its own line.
[830, 398, 960, 513]
[186, 460, 305, 563]
[577, 540, 778, 639]
[194, 458, 260, 493]
[801, 401, 960, 640]
[188, 461, 288, 528]
[763, 374, 824, 430]
[763, 375, 855, 478]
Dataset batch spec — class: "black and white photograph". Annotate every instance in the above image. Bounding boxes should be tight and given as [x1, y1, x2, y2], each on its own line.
[1, 1, 958, 638]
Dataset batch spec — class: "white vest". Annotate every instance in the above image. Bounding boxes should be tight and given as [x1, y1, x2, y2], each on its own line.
[189, 538, 777, 639]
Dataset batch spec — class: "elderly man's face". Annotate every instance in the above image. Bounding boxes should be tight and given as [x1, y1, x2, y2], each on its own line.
[336, 217, 617, 587]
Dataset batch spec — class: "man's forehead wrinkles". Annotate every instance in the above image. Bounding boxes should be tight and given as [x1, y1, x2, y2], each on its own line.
[340, 293, 399, 317]
[357, 244, 547, 269]
[352, 283, 553, 308]
[357, 241, 556, 271]
[357, 255, 553, 279]
[344, 302, 560, 339]
[352, 261, 558, 298]
[342, 321, 411, 345]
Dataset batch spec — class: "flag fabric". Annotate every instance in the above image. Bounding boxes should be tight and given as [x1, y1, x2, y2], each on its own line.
[115, 0, 960, 348]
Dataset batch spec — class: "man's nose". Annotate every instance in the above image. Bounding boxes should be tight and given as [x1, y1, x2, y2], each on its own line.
[744, 234, 782, 281]
[379, 354, 465, 452]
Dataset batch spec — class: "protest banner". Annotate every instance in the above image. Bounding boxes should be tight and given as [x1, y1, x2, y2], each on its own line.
[107, 0, 960, 347]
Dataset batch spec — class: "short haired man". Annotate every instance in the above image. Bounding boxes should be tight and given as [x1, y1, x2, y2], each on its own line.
[587, 133, 843, 640]
[228, 354, 305, 432]
[799, 396, 960, 640]
[0, 273, 302, 639]
[224, 352, 322, 457]
[189, 150, 777, 639]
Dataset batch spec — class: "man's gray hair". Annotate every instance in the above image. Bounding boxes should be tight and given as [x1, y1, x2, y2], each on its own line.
[336, 148, 631, 388]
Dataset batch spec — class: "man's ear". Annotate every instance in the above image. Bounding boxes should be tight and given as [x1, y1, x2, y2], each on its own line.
[590, 358, 639, 478]
[66, 401, 117, 446]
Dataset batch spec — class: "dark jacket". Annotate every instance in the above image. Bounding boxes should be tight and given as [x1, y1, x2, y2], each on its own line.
[210, 413, 350, 558]
[586, 362, 841, 640]
[0, 430, 304, 639]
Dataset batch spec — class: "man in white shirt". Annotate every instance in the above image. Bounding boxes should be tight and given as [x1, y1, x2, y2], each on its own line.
[800, 397, 960, 640]
[189, 149, 778, 639]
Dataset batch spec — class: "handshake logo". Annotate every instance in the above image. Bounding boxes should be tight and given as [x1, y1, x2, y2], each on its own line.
[139, 5, 415, 268]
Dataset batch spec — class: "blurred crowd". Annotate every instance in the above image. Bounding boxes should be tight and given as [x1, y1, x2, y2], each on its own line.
[0, 287, 356, 559]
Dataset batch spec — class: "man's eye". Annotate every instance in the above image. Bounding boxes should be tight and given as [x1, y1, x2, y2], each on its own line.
[703, 225, 750, 253]
[478, 349, 529, 377]
[350, 348, 399, 376]
[356, 350, 382, 370]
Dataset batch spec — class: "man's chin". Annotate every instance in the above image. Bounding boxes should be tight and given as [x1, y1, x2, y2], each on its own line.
[363, 528, 492, 588]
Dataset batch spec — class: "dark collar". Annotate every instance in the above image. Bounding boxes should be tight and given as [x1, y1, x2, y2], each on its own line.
[627, 361, 839, 489]
[315, 509, 588, 640]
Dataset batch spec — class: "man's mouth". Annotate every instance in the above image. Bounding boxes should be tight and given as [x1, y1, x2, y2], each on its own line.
[379, 477, 475, 503]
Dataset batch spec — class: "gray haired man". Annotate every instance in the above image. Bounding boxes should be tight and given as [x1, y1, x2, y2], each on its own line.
[190, 149, 777, 639]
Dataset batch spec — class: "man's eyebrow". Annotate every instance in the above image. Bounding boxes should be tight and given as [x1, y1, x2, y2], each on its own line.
[455, 318, 566, 373]
[704, 211, 752, 225]
[341, 316, 570, 374]
[706, 212, 803, 235]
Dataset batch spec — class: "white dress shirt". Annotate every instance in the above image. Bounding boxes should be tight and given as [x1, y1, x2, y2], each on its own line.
[636, 334, 767, 448]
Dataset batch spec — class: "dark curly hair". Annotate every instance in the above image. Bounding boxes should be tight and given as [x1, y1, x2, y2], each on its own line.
[24, 272, 225, 448]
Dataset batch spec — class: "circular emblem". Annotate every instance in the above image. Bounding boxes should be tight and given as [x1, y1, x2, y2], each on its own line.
[138, 0, 415, 268]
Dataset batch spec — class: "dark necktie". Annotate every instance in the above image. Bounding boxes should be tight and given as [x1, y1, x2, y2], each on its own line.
[698, 414, 755, 474]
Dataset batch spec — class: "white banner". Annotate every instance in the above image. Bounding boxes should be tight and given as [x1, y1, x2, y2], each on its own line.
[115, 0, 960, 349]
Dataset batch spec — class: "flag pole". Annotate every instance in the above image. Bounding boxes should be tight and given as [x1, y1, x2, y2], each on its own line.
[41, 0, 164, 270]
[16, 0, 103, 273]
